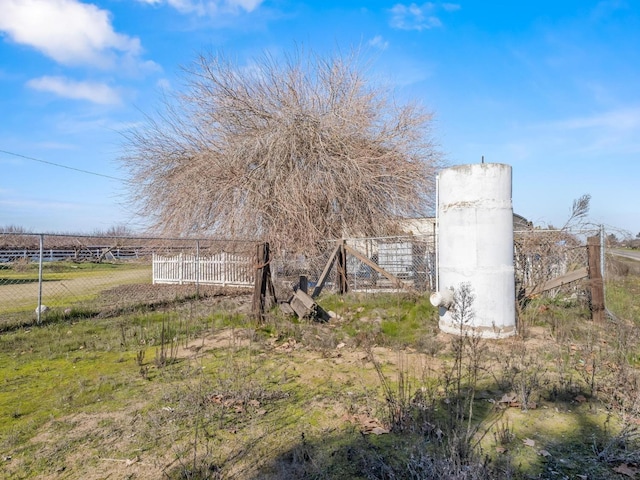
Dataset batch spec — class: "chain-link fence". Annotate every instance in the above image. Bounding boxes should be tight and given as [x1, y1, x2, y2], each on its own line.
[3, 226, 633, 329]
[270, 234, 436, 299]
[513, 226, 640, 326]
[602, 229, 640, 324]
[271, 229, 600, 303]
[0, 233, 256, 329]
[514, 227, 600, 303]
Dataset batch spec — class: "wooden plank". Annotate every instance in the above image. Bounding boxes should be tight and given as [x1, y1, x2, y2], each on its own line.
[252, 243, 264, 318]
[525, 267, 588, 297]
[279, 302, 295, 316]
[311, 243, 341, 298]
[290, 289, 317, 319]
[294, 289, 315, 309]
[344, 244, 417, 294]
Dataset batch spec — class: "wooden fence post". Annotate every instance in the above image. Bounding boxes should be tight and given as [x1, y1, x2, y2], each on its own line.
[252, 242, 277, 320]
[337, 240, 348, 295]
[587, 235, 605, 323]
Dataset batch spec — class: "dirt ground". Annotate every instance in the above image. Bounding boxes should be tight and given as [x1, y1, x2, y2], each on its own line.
[8, 322, 561, 480]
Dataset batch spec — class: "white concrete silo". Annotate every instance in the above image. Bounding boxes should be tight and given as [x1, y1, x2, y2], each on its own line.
[432, 163, 516, 338]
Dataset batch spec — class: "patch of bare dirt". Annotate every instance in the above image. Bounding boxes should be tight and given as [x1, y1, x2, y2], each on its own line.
[175, 328, 257, 359]
[95, 283, 253, 316]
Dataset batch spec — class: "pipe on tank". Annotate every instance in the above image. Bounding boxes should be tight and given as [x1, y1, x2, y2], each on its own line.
[429, 289, 454, 309]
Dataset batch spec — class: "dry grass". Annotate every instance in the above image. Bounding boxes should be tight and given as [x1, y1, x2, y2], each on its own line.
[121, 46, 442, 252]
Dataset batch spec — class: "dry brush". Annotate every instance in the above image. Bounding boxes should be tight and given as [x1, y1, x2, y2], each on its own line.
[122, 47, 441, 252]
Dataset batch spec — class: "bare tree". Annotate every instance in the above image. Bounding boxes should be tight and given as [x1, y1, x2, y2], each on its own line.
[121, 47, 441, 252]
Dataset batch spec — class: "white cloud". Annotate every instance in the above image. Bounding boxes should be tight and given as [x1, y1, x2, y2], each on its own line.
[134, 0, 263, 15]
[0, 197, 82, 211]
[0, 0, 143, 68]
[368, 35, 389, 50]
[27, 76, 121, 105]
[390, 3, 441, 30]
[389, 2, 459, 31]
[527, 107, 640, 158]
[549, 107, 640, 131]
[232, 0, 262, 12]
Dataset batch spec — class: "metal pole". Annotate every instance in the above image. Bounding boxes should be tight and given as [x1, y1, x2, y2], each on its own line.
[37, 234, 44, 324]
[195, 239, 200, 298]
[435, 173, 440, 293]
[600, 224, 605, 279]
[600, 225, 606, 309]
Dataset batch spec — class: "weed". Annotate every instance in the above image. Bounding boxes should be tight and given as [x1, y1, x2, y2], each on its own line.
[136, 349, 146, 366]
[368, 349, 430, 434]
[493, 419, 515, 447]
[155, 317, 179, 368]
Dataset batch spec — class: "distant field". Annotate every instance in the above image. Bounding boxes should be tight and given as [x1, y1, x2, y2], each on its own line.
[0, 262, 151, 317]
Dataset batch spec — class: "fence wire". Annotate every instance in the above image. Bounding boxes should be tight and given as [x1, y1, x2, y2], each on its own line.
[2, 226, 632, 329]
[0, 233, 256, 329]
[602, 231, 640, 324]
[514, 228, 598, 303]
[271, 234, 436, 298]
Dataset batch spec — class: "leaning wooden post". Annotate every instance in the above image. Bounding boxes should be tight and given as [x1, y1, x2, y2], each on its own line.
[587, 235, 605, 323]
[336, 240, 348, 295]
[252, 242, 276, 321]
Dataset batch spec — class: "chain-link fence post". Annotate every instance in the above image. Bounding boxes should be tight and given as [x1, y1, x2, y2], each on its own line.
[600, 224, 605, 279]
[36, 234, 44, 324]
[195, 239, 200, 298]
[588, 234, 605, 323]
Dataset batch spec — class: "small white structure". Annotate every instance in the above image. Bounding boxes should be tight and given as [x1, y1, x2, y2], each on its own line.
[432, 163, 516, 338]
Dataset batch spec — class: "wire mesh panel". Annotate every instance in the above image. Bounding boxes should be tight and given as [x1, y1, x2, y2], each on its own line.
[346, 235, 435, 293]
[270, 234, 435, 298]
[270, 246, 336, 299]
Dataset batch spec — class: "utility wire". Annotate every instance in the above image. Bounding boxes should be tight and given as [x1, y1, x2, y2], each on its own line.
[0, 149, 127, 182]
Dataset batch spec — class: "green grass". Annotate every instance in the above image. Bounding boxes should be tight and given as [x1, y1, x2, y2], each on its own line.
[0, 260, 148, 280]
[1, 281, 639, 479]
[606, 276, 640, 323]
[317, 292, 438, 347]
[0, 262, 161, 333]
[605, 254, 640, 323]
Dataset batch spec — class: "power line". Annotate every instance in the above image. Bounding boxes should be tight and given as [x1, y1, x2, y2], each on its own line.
[0, 149, 127, 182]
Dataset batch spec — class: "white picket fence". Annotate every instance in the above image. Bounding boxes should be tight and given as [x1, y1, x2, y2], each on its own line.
[152, 252, 254, 287]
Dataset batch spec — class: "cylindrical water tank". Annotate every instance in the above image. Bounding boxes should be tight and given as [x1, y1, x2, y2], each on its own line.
[435, 163, 516, 338]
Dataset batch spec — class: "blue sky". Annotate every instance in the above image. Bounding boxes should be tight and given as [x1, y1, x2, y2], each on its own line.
[0, 0, 638, 235]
